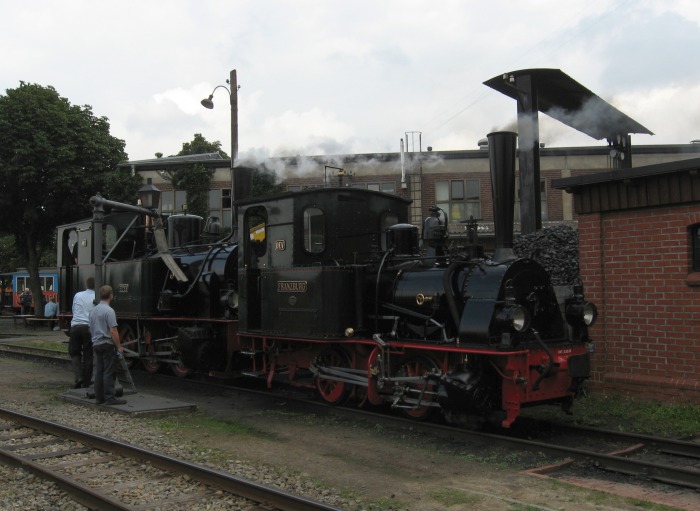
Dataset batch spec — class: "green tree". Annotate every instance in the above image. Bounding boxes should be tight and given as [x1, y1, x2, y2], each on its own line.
[0, 234, 22, 274]
[165, 133, 281, 219]
[179, 133, 227, 158]
[0, 82, 136, 314]
[252, 165, 282, 197]
[166, 133, 220, 218]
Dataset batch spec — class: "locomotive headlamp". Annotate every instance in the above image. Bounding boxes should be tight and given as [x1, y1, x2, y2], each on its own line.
[566, 301, 597, 327]
[138, 181, 161, 210]
[221, 290, 238, 310]
[496, 305, 530, 333]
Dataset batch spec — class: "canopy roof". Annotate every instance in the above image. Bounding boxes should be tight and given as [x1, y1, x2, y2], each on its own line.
[484, 68, 653, 141]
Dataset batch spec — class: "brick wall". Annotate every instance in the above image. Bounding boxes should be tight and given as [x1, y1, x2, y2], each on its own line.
[579, 205, 700, 401]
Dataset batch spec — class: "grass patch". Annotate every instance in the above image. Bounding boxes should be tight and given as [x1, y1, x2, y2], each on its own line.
[365, 496, 406, 510]
[525, 393, 700, 437]
[430, 488, 482, 507]
[547, 479, 683, 511]
[149, 413, 281, 441]
[10, 339, 68, 352]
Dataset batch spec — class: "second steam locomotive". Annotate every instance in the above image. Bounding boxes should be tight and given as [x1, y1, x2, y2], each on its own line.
[58, 131, 596, 427]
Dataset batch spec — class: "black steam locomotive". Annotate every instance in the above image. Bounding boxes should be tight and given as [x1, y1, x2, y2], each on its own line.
[57, 131, 596, 427]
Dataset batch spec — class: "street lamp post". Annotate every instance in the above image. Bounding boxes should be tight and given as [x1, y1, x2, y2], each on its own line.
[201, 69, 240, 238]
[201, 69, 238, 167]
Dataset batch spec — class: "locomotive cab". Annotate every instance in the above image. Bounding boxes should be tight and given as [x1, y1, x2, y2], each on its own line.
[237, 188, 411, 338]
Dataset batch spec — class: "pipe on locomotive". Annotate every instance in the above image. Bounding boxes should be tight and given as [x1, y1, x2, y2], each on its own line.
[89, 194, 162, 302]
[487, 131, 518, 263]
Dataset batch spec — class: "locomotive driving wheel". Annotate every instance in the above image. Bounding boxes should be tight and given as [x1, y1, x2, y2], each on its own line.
[140, 329, 161, 374]
[170, 360, 191, 378]
[117, 325, 137, 369]
[314, 347, 352, 405]
[396, 355, 439, 421]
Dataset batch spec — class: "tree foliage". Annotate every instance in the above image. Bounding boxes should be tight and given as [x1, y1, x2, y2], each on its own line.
[0, 82, 138, 312]
[165, 133, 281, 219]
[253, 166, 282, 197]
[167, 133, 219, 218]
[179, 133, 227, 158]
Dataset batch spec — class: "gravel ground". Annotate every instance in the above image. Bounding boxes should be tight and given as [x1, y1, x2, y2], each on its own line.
[0, 327, 693, 510]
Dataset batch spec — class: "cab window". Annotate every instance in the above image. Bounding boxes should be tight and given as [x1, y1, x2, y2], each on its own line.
[245, 208, 267, 261]
[380, 212, 399, 251]
[304, 207, 325, 253]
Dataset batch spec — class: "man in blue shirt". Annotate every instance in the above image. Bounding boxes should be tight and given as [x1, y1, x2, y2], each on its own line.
[89, 285, 126, 406]
[43, 296, 58, 330]
[69, 277, 95, 389]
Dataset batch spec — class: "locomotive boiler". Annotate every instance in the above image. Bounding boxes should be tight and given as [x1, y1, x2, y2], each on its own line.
[57, 131, 596, 427]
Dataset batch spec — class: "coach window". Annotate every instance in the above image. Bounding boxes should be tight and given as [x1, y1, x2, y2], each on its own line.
[41, 276, 54, 292]
[304, 207, 325, 253]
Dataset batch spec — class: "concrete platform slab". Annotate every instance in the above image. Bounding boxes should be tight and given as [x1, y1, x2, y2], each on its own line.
[59, 387, 197, 417]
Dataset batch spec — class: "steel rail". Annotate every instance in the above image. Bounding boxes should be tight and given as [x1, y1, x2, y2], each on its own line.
[2, 345, 698, 490]
[539, 422, 700, 460]
[0, 407, 342, 511]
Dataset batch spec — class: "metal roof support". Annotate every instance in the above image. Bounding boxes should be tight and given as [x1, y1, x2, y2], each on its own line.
[512, 74, 542, 234]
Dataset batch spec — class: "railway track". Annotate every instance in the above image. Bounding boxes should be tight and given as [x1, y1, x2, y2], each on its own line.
[2, 343, 699, 494]
[0, 407, 342, 511]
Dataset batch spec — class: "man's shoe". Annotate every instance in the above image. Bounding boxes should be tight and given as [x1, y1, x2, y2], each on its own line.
[104, 398, 127, 406]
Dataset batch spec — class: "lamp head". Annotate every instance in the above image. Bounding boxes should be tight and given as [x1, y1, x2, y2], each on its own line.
[200, 95, 214, 109]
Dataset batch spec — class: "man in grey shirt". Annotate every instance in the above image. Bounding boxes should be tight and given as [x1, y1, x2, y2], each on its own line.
[89, 285, 125, 405]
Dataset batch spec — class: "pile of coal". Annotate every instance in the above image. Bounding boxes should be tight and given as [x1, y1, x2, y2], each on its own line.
[514, 225, 579, 286]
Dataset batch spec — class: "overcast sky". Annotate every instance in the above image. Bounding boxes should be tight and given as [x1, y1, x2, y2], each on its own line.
[4, 0, 700, 165]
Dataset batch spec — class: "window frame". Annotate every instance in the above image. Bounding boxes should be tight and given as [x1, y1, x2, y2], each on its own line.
[435, 178, 481, 224]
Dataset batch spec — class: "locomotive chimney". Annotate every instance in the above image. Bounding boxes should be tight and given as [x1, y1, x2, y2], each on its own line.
[487, 131, 518, 263]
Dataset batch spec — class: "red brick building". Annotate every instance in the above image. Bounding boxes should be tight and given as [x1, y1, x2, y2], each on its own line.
[553, 158, 700, 402]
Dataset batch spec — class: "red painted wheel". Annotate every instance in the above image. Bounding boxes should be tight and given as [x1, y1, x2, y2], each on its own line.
[170, 361, 191, 378]
[396, 355, 438, 420]
[315, 347, 352, 405]
[140, 330, 161, 374]
[118, 325, 137, 369]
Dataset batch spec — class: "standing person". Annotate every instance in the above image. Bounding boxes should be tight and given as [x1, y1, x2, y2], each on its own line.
[89, 285, 126, 405]
[19, 288, 32, 315]
[69, 277, 95, 389]
[44, 296, 58, 330]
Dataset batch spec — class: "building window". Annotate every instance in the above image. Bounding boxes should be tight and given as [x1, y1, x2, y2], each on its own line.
[352, 182, 397, 194]
[161, 191, 174, 213]
[514, 179, 548, 223]
[303, 207, 325, 253]
[161, 190, 188, 214]
[381, 182, 396, 194]
[287, 185, 302, 192]
[691, 224, 700, 272]
[209, 189, 233, 229]
[435, 179, 480, 224]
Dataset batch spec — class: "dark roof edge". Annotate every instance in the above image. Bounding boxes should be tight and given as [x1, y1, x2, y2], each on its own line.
[118, 152, 226, 169]
[552, 156, 700, 190]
